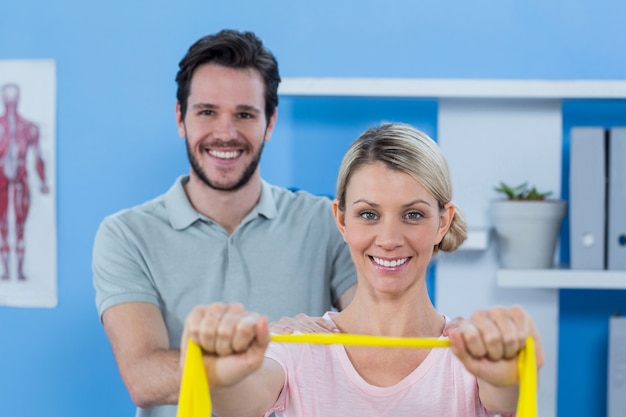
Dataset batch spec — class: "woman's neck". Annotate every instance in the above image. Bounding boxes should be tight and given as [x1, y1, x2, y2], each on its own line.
[333, 290, 445, 339]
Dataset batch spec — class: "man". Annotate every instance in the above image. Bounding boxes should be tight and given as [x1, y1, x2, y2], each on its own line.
[0, 83, 49, 281]
[92, 29, 357, 417]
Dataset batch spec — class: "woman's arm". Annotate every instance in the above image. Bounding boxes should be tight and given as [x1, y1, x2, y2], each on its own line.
[447, 305, 544, 414]
[211, 358, 285, 417]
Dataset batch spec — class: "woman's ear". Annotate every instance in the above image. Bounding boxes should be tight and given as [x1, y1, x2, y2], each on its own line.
[332, 199, 347, 240]
[435, 202, 455, 244]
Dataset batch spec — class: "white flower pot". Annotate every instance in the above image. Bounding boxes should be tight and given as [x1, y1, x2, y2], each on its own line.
[492, 200, 567, 269]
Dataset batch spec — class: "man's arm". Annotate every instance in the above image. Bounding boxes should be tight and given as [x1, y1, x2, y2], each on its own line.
[102, 302, 181, 408]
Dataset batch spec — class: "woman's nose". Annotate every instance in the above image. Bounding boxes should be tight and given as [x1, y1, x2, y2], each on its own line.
[375, 219, 404, 250]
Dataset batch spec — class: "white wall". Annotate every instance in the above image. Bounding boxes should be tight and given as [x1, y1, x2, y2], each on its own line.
[436, 98, 563, 417]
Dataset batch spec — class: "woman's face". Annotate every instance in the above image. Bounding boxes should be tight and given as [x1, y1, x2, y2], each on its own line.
[333, 162, 453, 295]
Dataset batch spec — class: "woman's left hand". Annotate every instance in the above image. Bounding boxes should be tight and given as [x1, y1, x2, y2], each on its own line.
[447, 305, 544, 387]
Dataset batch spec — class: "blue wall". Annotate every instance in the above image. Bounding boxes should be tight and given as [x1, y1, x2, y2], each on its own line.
[558, 100, 626, 416]
[1, 1, 626, 416]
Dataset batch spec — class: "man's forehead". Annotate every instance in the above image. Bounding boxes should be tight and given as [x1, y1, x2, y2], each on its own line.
[190, 64, 264, 90]
[187, 65, 265, 109]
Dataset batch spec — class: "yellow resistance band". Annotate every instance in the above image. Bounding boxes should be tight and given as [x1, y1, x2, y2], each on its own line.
[177, 334, 537, 417]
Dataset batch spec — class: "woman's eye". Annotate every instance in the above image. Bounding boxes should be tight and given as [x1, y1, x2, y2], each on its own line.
[405, 211, 423, 220]
[360, 211, 378, 220]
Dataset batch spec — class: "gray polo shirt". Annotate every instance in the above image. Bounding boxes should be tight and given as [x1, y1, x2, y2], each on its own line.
[93, 176, 356, 351]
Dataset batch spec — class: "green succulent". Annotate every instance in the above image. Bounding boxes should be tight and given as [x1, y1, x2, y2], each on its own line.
[494, 182, 553, 201]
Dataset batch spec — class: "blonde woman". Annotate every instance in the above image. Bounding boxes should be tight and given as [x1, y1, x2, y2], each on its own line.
[181, 123, 544, 417]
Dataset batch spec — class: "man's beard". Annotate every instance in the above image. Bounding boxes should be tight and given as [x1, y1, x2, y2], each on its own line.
[186, 139, 264, 192]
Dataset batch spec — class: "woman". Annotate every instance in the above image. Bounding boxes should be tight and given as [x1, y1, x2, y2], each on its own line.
[181, 123, 544, 417]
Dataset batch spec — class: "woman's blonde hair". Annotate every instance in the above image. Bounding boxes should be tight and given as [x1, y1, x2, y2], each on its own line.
[335, 123, 467, 255]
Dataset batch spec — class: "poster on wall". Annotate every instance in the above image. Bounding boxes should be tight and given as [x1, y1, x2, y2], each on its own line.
[0, 60, 57, 308]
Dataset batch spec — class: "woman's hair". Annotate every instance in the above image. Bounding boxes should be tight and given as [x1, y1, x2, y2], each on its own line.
[335, 123, 467, 255]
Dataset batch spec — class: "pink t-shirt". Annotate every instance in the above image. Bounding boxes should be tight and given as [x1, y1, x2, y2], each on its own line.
[264, 313, 502, 417]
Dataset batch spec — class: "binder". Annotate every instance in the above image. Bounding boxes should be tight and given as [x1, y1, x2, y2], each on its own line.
[569, 127, 607, 270]
[608, 315, 626, 417]
[608, 128, 626, 270]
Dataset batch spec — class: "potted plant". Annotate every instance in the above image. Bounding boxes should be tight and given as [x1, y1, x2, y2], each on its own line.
[492, 182, 567, 269]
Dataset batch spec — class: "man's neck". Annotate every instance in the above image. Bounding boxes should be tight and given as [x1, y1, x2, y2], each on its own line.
[184, 172, 262, 234]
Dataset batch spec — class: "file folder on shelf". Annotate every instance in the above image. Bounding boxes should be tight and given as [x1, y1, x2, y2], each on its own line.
[608, 315, 626, 417]
[608, 128, 626, 270]
[569, 127, 607, 270]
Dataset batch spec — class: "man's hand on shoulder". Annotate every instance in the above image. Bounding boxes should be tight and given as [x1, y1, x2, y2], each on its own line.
[269, 314, 339, 334]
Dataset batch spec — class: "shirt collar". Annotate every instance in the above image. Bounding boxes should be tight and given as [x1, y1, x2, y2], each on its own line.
[165, 176, 278, 230]
[253, 179, 278, 220]
[165, 176, 201, 230]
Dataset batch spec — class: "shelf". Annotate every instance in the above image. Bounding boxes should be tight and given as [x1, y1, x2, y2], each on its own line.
[279, 78, 626, 99]
[497, 269, 626, 289]
[459, 228, 490, 251]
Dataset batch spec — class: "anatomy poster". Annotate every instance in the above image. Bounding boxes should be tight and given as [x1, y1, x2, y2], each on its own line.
[0, 60, 56, 308]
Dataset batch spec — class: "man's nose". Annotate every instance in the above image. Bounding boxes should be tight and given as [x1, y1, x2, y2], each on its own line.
[214, 115, 237, 140]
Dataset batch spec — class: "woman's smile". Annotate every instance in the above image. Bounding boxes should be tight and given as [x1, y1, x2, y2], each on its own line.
[370, 256, 410, 270]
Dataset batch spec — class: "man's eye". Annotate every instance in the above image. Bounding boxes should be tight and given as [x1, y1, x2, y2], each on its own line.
[238, 113, 253, 119]
[199, 110, 214, 116]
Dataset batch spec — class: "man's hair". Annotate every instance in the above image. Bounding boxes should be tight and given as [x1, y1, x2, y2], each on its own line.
[175, 29, 281, 122]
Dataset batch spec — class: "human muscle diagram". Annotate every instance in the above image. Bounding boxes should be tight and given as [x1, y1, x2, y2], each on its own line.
[0, 83, 49, 281]
[0, 60, 57, 308]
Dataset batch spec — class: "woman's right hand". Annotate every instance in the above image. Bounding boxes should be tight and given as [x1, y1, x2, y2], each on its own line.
[180, 302, 270, 388]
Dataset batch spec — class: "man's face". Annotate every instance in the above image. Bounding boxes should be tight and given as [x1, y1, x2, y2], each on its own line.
[176, 64, 276, 191]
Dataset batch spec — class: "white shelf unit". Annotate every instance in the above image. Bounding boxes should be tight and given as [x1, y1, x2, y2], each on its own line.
[279, 78, 626, 99]
[459, 228, 490, 251]
[497, 269, 626, 289]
